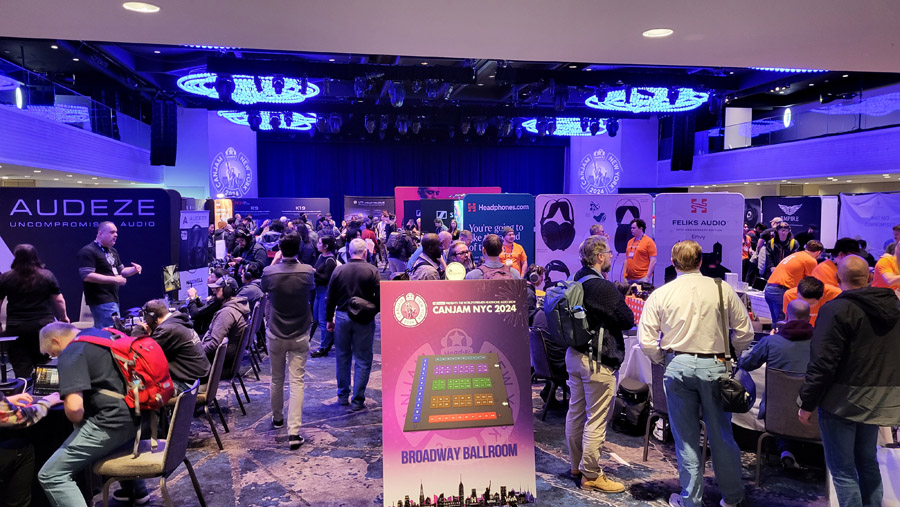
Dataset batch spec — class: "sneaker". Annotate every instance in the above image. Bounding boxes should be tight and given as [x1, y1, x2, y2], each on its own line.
[669, 493, 685, 507]
[580, 474, 625, 493]
[289, 435, 305, 450]
[272, 418, 284, 429]
[720, 499, 745, 507]
[781, 450, 799, 469]
[310, 349, 328, 358]
[351, 401, 366, 412]
[338, 397, 350, 406]
[112, 489, 150, 505]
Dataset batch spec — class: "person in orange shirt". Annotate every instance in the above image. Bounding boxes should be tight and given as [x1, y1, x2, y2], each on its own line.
[623, 218, 657, 284]
[498, 226, 527, 276]
[765, 240, 823, 323]
[782, 276, 842, 326]
[873, 242, 900, 290]
[811, 238, 860, 287]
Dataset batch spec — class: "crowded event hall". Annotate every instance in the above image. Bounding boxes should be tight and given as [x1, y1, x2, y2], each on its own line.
[2, 2, 900, 506]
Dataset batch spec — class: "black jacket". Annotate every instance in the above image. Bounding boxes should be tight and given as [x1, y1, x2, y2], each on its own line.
[151, 312, 210, 382]
[572, 267, 635, 369]
[799, 287, 900, 425]
[187, 297, 222, 336]
[326, 259, 380, 322]
[231, 242, 269, 268]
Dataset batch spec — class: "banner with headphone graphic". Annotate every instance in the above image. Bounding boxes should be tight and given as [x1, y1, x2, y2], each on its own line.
[534, 194, 652, 285]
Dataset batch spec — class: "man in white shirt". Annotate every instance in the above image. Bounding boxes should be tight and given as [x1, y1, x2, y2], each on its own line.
[638, 240, 753, 507]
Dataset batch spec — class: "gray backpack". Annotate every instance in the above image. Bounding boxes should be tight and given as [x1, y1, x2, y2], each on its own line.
[544, 275, 604, 364]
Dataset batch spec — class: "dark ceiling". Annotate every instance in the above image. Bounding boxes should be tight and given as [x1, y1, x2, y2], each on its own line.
[2, 36, 899, 139]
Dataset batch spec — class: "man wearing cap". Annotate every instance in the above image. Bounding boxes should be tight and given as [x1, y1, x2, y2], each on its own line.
[765, 240, 824, 322]
[812, 238, 860, 288]
[760, 222, 799, 280]
[200, 276, 250, 367]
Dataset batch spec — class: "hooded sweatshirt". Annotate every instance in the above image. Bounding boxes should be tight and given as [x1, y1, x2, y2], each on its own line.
[201, 296, 250, 368]
[152, 312, 211, 382]
[799, 287, 900, 425]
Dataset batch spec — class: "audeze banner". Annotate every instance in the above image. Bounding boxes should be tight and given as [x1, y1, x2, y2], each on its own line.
[839, 193, 900, 253]
[654, 193, 744, 284]
[381, 279, 536, 507]
[230, 198, 330, 225]
[534, 194, 653, 285]
[463, 194, 535, 266]
[761, 196, 822, 237]
[343, 196, 395, 221]
[178, 211, 211, 271]
[0, 188, 178, 319]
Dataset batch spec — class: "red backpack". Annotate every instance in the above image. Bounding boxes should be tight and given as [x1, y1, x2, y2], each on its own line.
[73, 329, 175, 416]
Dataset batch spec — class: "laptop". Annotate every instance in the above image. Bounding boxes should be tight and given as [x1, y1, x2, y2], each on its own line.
[32, 362, 59, 396]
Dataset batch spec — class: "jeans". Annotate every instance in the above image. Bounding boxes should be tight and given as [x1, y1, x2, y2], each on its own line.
[564, 348, 617, 479]
[89, 301, 120, 329]
[763, 284, 787, 323]
[39, 418, 139, 507]
[664, 353, 745, 507]
[267, 330, 310, 436]
[333, 311, 375, 405]
[818, 408, 882, 507]
[314, 286, 334, 352]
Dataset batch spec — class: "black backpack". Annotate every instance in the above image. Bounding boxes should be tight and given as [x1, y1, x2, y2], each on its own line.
[386, 232, 404, 256]
[612, 378, 650, 435]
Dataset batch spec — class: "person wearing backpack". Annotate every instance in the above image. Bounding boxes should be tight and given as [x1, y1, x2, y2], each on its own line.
[37, 322, 149, 506]
[560, 236, 634, 494]
[465, 234, 521, 280]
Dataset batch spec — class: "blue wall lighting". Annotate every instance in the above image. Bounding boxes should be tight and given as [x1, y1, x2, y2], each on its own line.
[0, 75, 21, 92]
[750, 67, 828, 73]
[585, 87, 709, 113]
[24, 104, 91, 124]
[218, 111, 317, 131]
[522, 117, 607, 136]
[177, 72, 320, 105]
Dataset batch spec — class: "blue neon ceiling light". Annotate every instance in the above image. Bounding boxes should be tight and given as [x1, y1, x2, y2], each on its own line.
[217, 111, 317, 131]
[521, 117, 607, 136]
[18, 104, 91, 124]
[0, 75, 21, 92]
[177, 73, 320, 105]
[585, 87, 709, 113]
[812, 92, 900, 117]
[750, 67, 828, 73]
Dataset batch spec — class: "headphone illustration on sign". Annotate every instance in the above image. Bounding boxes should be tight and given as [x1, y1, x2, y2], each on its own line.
[544, 260, 571, 286]
[540, 198, 576, 251]
[614, 199, 641, 253]
[187, 224, 208, 270]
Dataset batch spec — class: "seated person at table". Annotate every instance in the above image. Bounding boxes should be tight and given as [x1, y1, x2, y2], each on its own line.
[140, 299, 210, 393]
[37, 322, 147, 506]
[200, 276, 249, 368]
[738, 299, 813, 468]
[0, 390, 62, 507]
[782, 276, 842, 326]
[237, 262, 264, 311]
[187, 268, 225, 335]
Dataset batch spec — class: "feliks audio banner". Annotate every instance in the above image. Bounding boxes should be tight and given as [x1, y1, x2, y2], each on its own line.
[381, 279, 536, 506]
[0, 188, 178, 319]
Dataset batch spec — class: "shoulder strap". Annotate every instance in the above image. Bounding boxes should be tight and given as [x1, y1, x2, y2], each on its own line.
[715, 278, 734, 371]
[576, 274, 601, 284]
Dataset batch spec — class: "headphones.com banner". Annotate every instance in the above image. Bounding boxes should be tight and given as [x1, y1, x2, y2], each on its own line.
[462, 193, 534, 266]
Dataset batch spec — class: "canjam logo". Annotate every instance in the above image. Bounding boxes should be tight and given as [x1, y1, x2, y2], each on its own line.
[393, 292, 427, 328]
[579, 148, 622, 195]
[210, 147, 253, 198]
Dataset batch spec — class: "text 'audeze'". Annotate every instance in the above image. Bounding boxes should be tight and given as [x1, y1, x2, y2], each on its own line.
[9, 199, 155, 217]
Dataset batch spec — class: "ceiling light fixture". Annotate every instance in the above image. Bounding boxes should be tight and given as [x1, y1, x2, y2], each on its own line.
[218, 111, 315, 131]
[50, 45, 59, 50]
[606, 118, 619, 137]
[153, 50, 160, 54]
[585, 86, 709, 113]
[33, 170, 41, 173]
[177, 72, 320, 105]
[750, 67, 828, 73]
[522, 117, 606, 137]
[642, 28, 674, 38]
[122, 2, 160, 13]
[72, 58, 80, 62]
[15, 87, 23, 109]
[328, 58, 335, 62]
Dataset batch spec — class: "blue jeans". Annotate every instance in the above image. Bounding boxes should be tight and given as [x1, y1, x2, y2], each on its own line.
[763, 284, 787, 323]
[664, 353, 745, 507]
[39, 418, 139, 507]
[333, 311, 375, 405]
[818, 409, 882, 507]
[315, 286, 334, 352]
[89, 301, 119, 329]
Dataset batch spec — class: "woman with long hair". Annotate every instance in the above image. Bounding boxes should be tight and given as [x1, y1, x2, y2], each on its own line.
[310, 236, 338, 358]
[0, 244, 68, 377]
[449, 219, 460, 241]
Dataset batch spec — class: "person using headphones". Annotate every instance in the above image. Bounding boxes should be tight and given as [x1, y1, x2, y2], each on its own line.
[140, 299, 210, 394]
[229, 228, 268, 269]
[524, 264, 546, 326]
[237, 262, 265, 311]
[199, 276, 250, 367]
[187, 268, 226, 336]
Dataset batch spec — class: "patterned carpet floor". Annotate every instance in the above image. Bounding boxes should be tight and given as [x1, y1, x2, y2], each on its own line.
[92, 320, 828, 506]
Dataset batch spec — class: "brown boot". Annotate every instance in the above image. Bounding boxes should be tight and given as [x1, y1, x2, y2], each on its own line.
[581, 473, 626, 493]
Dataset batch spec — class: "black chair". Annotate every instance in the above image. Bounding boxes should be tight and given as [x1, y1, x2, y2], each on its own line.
[529, 327, 569, 421]
[221, 304, 261, 416]
[642, 362, 707, 464]
[167, 338, 229, 450]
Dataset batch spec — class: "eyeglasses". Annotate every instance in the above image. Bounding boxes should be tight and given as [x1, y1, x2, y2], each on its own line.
[599, 250, 612, 256]
[452, 250, 470, 256]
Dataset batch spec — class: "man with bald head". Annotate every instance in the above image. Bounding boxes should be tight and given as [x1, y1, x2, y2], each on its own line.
[77, 221, 142, 328]
[438, 230, 453, 262]
[799, 255, 900, 506]
[409, 233, 445, 281]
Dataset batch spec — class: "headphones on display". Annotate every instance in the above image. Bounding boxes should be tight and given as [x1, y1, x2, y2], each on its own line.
[614, 200, 641, 253]
[544, 260, 571, 286]
[540, 198, 576, 251]
[187, 224, 208, 270]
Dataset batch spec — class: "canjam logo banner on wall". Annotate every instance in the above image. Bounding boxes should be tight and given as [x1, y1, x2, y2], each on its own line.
[343, 196, 395, 221]
[838, 193, 900, 253]
[534, 194, 652, 285]
[381, 279, 536, 506]
[463, 193, 535, 266]
[394, 186, 501, 223]
[761, 196, 822, 236]
[0, 188, 178, 319]
[578, 148, 623, 194]
[230, 198, 330, 224]
[654, 193, 744, 284]
[209, 147, 254, 198]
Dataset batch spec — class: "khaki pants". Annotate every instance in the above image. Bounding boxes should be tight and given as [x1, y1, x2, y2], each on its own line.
[565, 348, 616, 479]
[267, 330, 310, 436]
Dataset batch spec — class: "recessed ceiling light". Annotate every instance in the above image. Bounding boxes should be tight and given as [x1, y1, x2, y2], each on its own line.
[642, 28, 674, 38]
[153, 50, 161, 54]
[703, 186, 710, 188]
[842, 74, 849, 78]
[420, 62, 428, 66]
[568, 65, 577, 69]
[66, 174, 72, 177]
[584, 68, 592, 72]
[809, 83, 814, 87]
[1, 177, 7, 180]
[77, 180, 82, 183]
[477, 83, 484, 86]
[94, 182, 99, 185]
[729, 71, 734, 75]
[23, 175, 29, 178]
[883, 174, 891, 177]
[72, 58, 79, 62]
[53, 178, 59, 181]
[50, 45, 58, 50]
[113, 179, 119, 182]
[328, 58, 335, 62]
[91, 177, 98, 180]
[122, 2, 160, 13]
[781, 179, 787, 182]
[33, 170, 41, 173]
[743, 182, 749, 185]
[130, 182, 136, 185]
[846, 180, 852, 183]
[488, 74, 495, 78]
[756, 183, 761, 186]
[803, 182, 809, 185]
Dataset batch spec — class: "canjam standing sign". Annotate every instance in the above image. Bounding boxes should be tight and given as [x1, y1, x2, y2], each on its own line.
[0, 188, 178, 320]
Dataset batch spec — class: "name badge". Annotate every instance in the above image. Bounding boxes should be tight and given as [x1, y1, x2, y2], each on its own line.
[628, 251, 635, 258]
